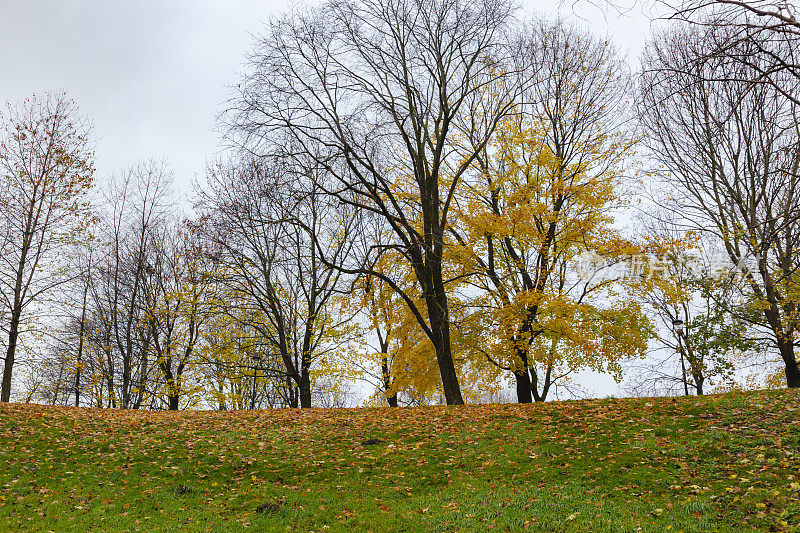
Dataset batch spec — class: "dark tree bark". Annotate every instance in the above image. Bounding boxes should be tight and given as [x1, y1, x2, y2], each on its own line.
[514, 369, 533, 404]
[227, 0, 521, 404]
[74, 260, 91, 407]
[1, 312, 21, 403]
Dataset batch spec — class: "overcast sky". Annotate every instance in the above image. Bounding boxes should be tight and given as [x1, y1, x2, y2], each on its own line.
[0, 0, 659, 400]
[0, 1, 655, 197]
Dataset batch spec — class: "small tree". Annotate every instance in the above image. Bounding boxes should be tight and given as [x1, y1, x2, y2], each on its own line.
[143, 220, 214, 410]
[92, 159, 173, 409]
[625, 231, 757, 395]
[198, 157, 357, 408]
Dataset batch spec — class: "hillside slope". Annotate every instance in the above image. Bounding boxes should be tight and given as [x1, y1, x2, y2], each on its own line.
[1, 391, 799, 532]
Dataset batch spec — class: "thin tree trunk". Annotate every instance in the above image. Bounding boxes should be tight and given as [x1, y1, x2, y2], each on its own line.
[287, 375, 298, 408]
[381, 355, 398, 407]
[531, 365, 552, 402]
[2, 252, 26, 403]
[121, 357, 131, 409]
[75, 288, 89, 407]
[104, 347, 116, 408]
[679, 351, 690, 396]
[1, 310, 22, 402]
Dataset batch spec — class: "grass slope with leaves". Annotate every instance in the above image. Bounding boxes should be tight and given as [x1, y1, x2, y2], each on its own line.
[1, 390, 799, 532]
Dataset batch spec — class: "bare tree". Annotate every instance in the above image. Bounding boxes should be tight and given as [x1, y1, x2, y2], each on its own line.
[93, 159, 173, 408]
[143, 220, 213, 410]
[667, 0, 798, 24]
[198, 157, 357, 408]
[638, 24, 800, 387]
[227, 0, 520, 405]
[0, 93, 95, 402]
[38, 250, 95, 407]
[672, 5, 800, 108]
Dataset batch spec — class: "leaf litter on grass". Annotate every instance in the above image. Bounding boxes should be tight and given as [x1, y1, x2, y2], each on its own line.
[0, 390, 799, 531]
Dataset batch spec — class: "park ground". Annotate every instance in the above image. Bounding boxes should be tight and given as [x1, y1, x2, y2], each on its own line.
[1, 390, 799, 532]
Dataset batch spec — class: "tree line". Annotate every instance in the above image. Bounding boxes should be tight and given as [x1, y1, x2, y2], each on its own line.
[1, 0, 798, 408]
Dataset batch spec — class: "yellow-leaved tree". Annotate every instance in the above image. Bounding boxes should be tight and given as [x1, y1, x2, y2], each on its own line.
[198, 294, 294, 410]
[352, 251, 500, 407]
[449, 20, 649, 402]
[356, 255, 450, 407]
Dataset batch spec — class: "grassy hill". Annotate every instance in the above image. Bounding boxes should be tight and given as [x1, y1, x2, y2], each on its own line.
[1, 390, 799, 532]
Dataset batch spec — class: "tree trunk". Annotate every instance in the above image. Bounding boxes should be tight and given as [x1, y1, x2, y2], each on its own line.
[679, 351, 690, 396]
[786, 362, 800, 388]
[299, 371, 312, 408]
[430, 328, 463, 405]
[513, 347, 533, 403]
[167, 385, 180, 410]
[387, 393, 398, 408]
[779, 341, 800, 388]
[762, 308, 800, 388]
[74, 355, 82, 407]
[159, 359, 179, 411]
[286, 375, 299, 408]
[75, 315, 87, 407]
[75, 263, 90, 407]
[425, 271, 464, 405]
[514, 370, 533, 404]
[1, 310, 21, 402]
[692, 364, 704, 396]
[105, 347, 116, 408]
[531, 365, 552, 402]
[380, 354, 398, 407]
[121, 358, 131, 409]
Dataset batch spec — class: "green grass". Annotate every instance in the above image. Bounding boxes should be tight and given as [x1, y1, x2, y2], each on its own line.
[2, 390, 800, 531]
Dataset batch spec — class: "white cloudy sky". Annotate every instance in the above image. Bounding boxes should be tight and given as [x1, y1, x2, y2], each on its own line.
[1, 1, 277, 200]
[0, 0, 658, 196]
[0, 0, 663, 400]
